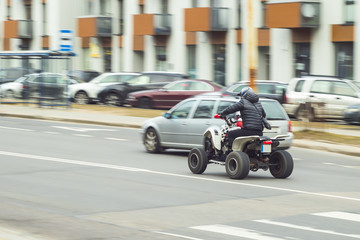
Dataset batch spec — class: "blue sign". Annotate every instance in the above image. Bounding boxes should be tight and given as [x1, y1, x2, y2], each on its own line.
[59, 30, 73, 52]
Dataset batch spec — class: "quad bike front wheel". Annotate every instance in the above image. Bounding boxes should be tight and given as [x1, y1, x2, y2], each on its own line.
[269, 150, 294, 178]
[188, 148, 208, 174]
[225, 151, 250, 179]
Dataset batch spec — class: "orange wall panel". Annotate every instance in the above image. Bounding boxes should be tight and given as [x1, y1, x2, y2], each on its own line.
[139, 0, 144, 5]
[186, 32, 197, 45]
[81, 37, 90, 48]
[41, 35, 49, 48]
[77, 18, 96, 37]
[332, 24, 354, 42]
[258, 28, 270, 46]
[184, 8, 210, 32]
[133, 14, 154, 35]
[236, 29, 242, 44]
[266, 2, 300, 28]
[119, 35, 123, 48]
[3, 38, 10, 50]
[4, 20, 18, 38]
[133, 35, 144, 51]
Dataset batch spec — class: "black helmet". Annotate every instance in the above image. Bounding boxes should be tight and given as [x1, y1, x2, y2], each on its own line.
[238, 87, 252, 97]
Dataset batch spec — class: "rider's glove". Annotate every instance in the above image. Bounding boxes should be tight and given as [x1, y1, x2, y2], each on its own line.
[219, 112, 226, 119]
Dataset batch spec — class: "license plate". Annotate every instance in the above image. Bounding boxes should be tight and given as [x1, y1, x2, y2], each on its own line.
[261, 144, 271, 153]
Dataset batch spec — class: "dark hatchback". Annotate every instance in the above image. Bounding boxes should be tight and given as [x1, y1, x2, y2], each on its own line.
[205, 80, 288, 104]
[97, 71, 188, 106]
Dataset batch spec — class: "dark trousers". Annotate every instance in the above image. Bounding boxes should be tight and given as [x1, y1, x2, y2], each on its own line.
[228, 128, 263, 147]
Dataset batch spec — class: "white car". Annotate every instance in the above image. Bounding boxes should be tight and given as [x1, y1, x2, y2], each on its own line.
[0, 76, 27, 99]
[69, 72, 140, 104]
[283, 75, 360, 121]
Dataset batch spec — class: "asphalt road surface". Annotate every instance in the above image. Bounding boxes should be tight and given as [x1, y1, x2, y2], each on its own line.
[0, 117, 359, 240]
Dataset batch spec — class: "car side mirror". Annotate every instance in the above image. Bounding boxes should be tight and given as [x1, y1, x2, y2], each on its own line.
[163, 112, 171, 119]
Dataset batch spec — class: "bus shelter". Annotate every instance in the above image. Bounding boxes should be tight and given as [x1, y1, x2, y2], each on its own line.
[0, 50, 75, 107]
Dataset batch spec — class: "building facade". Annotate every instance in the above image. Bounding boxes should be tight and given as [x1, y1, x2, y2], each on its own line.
[0, 0, 358, 86]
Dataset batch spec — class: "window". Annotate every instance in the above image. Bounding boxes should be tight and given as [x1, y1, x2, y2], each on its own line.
[191, 0, 197, 8]
[310, 80, 332, 94]
[156, 46, 167, 71]
[149, 75, 168, 83]
[187, 46, 196, 78]
[332, 81, 357, 97]
[336, 42, 354, 79]
[42, 2, 47, 35]
[211, 0, 222, 7]
[213, 45, 226, 86]
[167, 81, 190, 91]
[294, 80, 305, 92]
[232, 84, 247, 93]
[193, 100, 215, 119]
[190, 81, 213, 91]
[100, 75, 119, 84]
[261, 101, 287, 120]
[119, 0, 124, 35]
[258, 84, 275, 94]
[162, 0, 168, 14]
[237, 0, 241, 28]
[216, 100, 237, 117]
[345, 0, 355, 23]
[87, 0, 94, 15]
[117, 75, 136, 82]
[171, 100, 194, 119]
[295, 43, 310, 77]
[127, 75, 150, 85]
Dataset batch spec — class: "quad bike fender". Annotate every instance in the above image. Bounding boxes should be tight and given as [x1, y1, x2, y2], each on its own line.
[232, 135, 260, 152]
[204, 127, 222, 150]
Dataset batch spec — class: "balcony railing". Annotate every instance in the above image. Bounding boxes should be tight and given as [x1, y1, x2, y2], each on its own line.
[18, 20, 33, 38]
[211, 8, 229, 31]
[154, 14, 171, 35]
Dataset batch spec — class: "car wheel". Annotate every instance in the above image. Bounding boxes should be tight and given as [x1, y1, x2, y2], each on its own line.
[188, 148, 208, 174]
[74, 91, 89, 104]
[225, 151, 250, 179]
[269, 150, 294, 179]
[138, 97, 153, 109]
[4, 90, 15, 99]
[104, 93, 121, 106]
[144, 128, 162, 153]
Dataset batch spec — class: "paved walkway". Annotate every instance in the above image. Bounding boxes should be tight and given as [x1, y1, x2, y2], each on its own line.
[0, 104, 360, 157]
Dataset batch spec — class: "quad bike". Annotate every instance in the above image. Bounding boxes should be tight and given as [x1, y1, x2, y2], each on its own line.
[188, 114, 294, 179]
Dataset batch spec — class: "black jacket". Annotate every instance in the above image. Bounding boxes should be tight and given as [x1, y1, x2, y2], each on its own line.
[220, 89, 266, 131]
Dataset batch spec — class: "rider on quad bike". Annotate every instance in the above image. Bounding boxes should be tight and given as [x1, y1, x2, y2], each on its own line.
[220, 87, 265, 149]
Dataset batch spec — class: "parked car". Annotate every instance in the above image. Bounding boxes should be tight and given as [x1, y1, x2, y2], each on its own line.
[208, 80, 288, 104]
[67, 70, 100, 82]
[69, 72, 140, 104]
[0, 76, 27, 99]
[0, 67, 38, 85]
[344, 104, 360, 124]
[21, 73, 77, 100]
[140, 95, 293, 152]
[98, 71, 189, 106]
[283, 75, 360, 121]
[127, 79, 223, 109]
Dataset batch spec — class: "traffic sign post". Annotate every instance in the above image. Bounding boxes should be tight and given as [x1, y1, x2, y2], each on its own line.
[59, 30, 73, 52]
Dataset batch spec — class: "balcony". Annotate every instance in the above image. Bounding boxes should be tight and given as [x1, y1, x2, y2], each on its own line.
[266, 1, 320, 28]
[4, 20, 33, 39]
[133, 14, 171, 36]
[184, 7, 229, 32]
[77, 16, 112, 37]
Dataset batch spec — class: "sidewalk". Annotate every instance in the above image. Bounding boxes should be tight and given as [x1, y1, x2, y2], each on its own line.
[1, 104, 360, 157]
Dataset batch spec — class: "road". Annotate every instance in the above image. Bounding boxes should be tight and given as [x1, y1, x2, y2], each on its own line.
[0, 117, 359, 240]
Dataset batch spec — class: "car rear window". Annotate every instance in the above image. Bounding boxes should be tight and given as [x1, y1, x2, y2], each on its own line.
[261, 101, 288, 120]
[294, 80, 305, 92]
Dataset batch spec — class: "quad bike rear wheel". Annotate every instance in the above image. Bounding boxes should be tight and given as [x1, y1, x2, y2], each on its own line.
[269, 150, 294, 178]
[188, 148, 208, 174]
[225, 151, 250, 179]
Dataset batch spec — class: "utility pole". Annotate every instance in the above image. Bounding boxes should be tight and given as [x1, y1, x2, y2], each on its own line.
[248, 0, 257, 92]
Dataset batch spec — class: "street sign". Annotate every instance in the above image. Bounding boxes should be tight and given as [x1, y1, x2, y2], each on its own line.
[59, 30, 73, 52]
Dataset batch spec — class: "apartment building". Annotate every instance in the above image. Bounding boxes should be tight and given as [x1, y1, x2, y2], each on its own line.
[0, 0, 359, 86]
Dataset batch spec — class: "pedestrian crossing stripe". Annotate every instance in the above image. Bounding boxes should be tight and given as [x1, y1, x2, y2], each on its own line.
[312, 211, 360, 222]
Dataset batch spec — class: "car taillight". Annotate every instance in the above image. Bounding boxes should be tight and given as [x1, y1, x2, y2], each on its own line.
[236, 121, 243, 128]
[288, 120, 292, 132]
[263, 140, 272, 144]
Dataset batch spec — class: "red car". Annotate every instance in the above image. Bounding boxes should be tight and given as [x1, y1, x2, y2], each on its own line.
[126, 79, 223, 109]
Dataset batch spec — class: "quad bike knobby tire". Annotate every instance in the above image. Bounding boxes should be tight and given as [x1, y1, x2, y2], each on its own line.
[188, 148, 208, 174]
[225, 151, 250, 179]
[269, 150, 294, 178]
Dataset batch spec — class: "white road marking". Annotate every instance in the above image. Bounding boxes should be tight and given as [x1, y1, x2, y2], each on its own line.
[255, 219, 360, 239]
[154, 231, 203, 240]
[105, 137, 127, 141]
[0, 150, 359, 202]
[73, 134, 92, 137]
[53, 126, 116, 132]
[43, 131, 60, 134]
[0, 126, 33, 132]
[312, 211, 360, 222]
[191, 224, 285, 240]
[324, 162, 360, 170]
